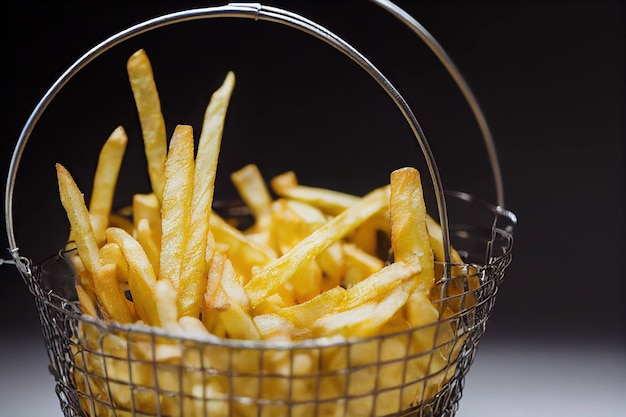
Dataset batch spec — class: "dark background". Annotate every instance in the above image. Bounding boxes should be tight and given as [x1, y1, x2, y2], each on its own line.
[1, 0, 624, 409]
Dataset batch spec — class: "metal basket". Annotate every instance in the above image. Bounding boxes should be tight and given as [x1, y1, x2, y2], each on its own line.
[4, 2, 517, 416]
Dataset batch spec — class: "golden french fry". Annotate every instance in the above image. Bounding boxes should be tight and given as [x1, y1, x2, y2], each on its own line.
[68, 253, 96, 300]
[56, 163, 101, 275]
[270, 199, 325, 253]
[219, 255, 249, 309]
[92, 263, 134, 323]
[341, 260, 419, 311]
[210, 212, 275, 280]
[127, 48, 167, 201]
[99, 242, 128, 280]
[106, 227, 159, 326]
[177, 72, 235, 319]
[272, 170, 391, 258]
[219, 300, 261, 340]
[342, 242, 385, 288]
[155, 279, 179, 331]
[313, 278, 415, 338]
[89, 125, 128, 244]
[135, 218, 160, 277]
[132, 193, 161, 246]
[425, 215, 463, 265]
[231, 163, 273, 248]
[245, 185, 390, 307]
[270, 170, 359, 215]
[203, 250, 230, 311]
[201, 249, 229, 333]
[390, 167, 434, 292]
[76, 284, 98, 317]
[253, 313, 307, 340]
[107, 213, 134, 235]
[317, 241, 345, 292]
[269, 199, 327, 302]
[231, 163, 272, 223]
[159, 125, 195, 289]
[275, 286, 345, 329]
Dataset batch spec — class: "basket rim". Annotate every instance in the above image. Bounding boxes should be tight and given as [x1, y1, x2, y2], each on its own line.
[30, 223, 513, 352]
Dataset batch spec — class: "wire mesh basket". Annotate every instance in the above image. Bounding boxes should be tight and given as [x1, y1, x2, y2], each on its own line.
[4, 2, 516, 417]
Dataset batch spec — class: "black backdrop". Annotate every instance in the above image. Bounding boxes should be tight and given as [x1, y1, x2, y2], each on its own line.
[2, 0, 624, 349]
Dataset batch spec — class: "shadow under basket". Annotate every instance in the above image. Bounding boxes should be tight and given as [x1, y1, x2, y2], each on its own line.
[5, 3, 517, 417]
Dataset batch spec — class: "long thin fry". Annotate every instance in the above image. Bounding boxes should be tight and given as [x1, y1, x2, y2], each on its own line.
[89, 126, 128, 243]
[390, 167, 434, 292]
[92, 263, 134, 323]
[99, 242, 128, 283]
[56, 164, 101, 275]
[178, 72, 235, 318]
[159, 125, 195, 289]
[127, 49, 167, 201]
[106, 227, 159, 326]
[231, 163, 272, 223]
[132, 193, 161, 247]
[136, 218, 160, 277]
[210, 212, 276, 279]
[244, 185, 390, 307]
[270, 171, 359, 215]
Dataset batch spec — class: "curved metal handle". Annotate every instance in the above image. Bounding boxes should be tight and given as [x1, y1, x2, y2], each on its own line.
[5, 1, 476, 276]
[371, 0, 506, 209]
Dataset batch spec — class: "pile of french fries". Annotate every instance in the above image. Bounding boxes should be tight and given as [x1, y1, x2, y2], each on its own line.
[57, 49, 472, 417]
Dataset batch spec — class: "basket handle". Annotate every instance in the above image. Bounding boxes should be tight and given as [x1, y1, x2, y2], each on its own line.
[4, 1, 497, 277]
[372, 0, 505, 208]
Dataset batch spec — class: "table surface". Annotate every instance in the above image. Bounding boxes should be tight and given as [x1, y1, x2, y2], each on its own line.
[2, 332, 624, 417]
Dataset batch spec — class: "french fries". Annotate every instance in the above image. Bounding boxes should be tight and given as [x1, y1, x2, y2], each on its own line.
[127, 48, 167, 201]
[57, 48, 474, 417]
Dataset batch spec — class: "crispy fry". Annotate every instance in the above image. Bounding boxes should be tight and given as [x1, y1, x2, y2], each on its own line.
[92, 263, 134, 323]
[425, 214, 463, 265]
[76, 284, 97, 317]
[342, 242, 385, 288]
[132, 193, 161, 246]
[275, 286, 345, 329]
[270, 170, 359, 215]
[231, 163, 272, 223]
[99, 242, 128, 282]
[390, 167, 434, 292]
[244, 185, 391, 307]
[135, 218, 160, 277]
[106, 227, 159, 326]
[178, 73, 235, 318]
[231, 163, 273, 247]
[56, 164, 101, 275]
[159, 125, 195, 288]
[127, 49, 167, 201]
[313, 278, 415, 338]
[89, 126, 128, 244]
[155, 279, 179, 331]
[210, 212, 275, 280]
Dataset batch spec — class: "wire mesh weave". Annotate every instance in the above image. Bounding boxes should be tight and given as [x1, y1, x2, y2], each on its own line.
[24, 213, 513, 417]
